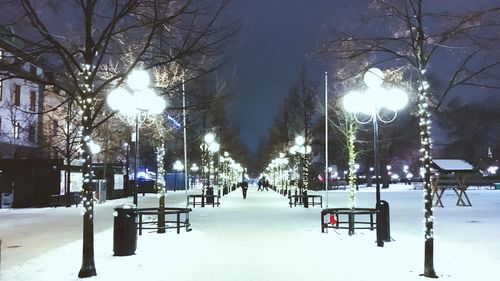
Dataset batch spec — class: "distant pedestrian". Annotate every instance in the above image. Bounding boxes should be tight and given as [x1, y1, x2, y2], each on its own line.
[257, 178, 263, 191]
[263, 177, 269, 191]
[241, 181, 248, 199]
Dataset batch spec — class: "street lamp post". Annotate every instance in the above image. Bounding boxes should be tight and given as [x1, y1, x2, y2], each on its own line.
[342, 68, 407, 247]
[173, 160, 184, 192]
[202, 132, 219, 204]
[219, 152, 230, 195]
[288, 146, 299, 197]
[290, 135, 311, 208]
[275, 153, 288, 195]
[190, 163, 199, 189]
[107, 68, 166, 206]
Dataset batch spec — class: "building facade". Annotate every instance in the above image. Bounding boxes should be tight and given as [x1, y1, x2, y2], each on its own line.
[0, 45, 43, 159]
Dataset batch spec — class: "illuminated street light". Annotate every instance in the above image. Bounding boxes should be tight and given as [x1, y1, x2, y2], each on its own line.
[107, 68, 166, 206]
[342, 68, 408, 247]
[173, 160, 184, 191]
[291, 135, 312, 208]
[202, 132, 219, 203]
[190, 163, 199, 189]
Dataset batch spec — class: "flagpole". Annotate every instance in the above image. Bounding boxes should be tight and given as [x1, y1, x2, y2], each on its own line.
[182, 79, 188, 206]
[325, 71, 329, 207]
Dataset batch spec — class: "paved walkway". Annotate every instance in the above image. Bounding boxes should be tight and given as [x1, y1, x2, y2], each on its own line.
[0, 189, 191, 270]
[2, 185, 500, 281]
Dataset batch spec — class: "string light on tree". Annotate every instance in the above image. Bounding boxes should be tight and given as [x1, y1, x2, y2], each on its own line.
[417, 65, 438, 278]
[347, 121, 357, 209]
[79, 63, 97, 218]
[156, 146, 166, 197]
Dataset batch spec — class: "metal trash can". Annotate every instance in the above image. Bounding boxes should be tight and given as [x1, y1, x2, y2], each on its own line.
[303, 190, 309, 208]
[376, 200, 391, 246]
[113, 203, 137, 256]
[206, 187, 214, 204]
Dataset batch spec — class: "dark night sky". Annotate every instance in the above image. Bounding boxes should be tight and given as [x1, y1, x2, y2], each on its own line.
[219, 0, 499, 156]
[221, 0, 361, 155]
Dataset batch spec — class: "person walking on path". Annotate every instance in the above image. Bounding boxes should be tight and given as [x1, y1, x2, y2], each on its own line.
[263, 177, 270, 191]
[257, 178, 263, 191]
[241, 181, 249, 199]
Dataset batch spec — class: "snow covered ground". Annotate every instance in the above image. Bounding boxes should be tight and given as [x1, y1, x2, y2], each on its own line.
[1, 183, 500, 281]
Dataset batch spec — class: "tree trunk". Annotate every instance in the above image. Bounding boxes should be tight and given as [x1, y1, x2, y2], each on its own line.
[78, 66, 96, 278]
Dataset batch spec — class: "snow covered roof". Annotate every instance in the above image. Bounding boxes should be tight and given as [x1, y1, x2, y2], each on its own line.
[431, 159, 475, 173]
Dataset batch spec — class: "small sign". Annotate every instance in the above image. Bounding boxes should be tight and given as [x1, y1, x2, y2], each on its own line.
[1, 193, 13, 208]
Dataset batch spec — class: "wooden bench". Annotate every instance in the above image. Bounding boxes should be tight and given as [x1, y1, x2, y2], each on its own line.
[289, 194, 323, 207]
[50, 192, 82, 207]
[289, 194, 303, 207]
[187, 190, 220, 208]
[187, 194, 205, 207]
[321, 208, 377, 235]
[307, 195, 323, 207]
[331, 180, 347, 190]
[136, 207, 192, 235]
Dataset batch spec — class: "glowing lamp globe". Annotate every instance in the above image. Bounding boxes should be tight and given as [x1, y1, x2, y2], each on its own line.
[295, 135, 305, 146]
[363, 68, 384, 88]
[127, 69, 150, 91]
[204, 133, 215, 144]
[173, 160, 184, 171]
[383, 88, 408, 111]
[208, 142, 220, 153]
[343, 90, 373, 114]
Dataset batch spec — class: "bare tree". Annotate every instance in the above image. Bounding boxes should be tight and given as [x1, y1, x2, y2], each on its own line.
[40, 87, 81, 201]
[322, 0, 500, 277]
[0, 82, 38, 158]
[0, 0, 235, 277]
[257, 67, 320, 193]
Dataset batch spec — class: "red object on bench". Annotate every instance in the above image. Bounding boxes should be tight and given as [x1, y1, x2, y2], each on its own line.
[329, 214, 336, 224]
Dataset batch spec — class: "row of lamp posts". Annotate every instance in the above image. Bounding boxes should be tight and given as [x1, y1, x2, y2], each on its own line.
[199, 132, 246, 200]
[106, 67, 404, 238]
[264, 135, 311, 207]
[108, 70, 246, 209]
[268, 153, 289, 195]
[105, 66, 432, 276]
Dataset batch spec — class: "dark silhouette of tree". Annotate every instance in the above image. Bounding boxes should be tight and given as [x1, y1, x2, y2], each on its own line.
[257, 67, 320, 192]
[434, 98, 500, 164]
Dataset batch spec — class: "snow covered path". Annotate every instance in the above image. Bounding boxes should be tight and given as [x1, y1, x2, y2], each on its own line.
[1, 185, 500, 280]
